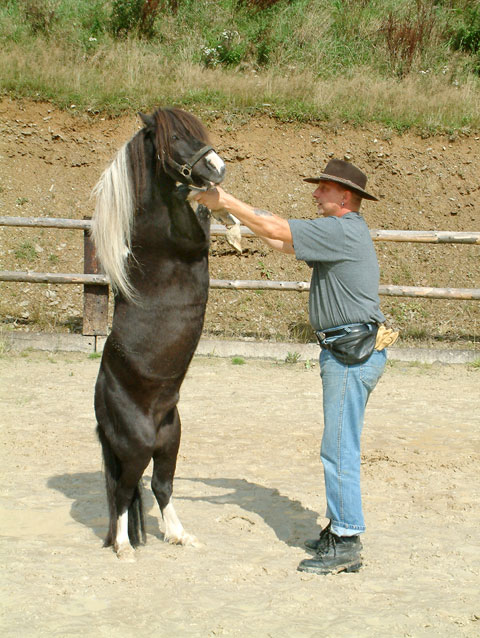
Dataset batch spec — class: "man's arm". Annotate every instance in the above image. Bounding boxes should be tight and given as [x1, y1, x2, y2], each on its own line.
[257, 234, 295, 254]
[194, 187, 294, 247]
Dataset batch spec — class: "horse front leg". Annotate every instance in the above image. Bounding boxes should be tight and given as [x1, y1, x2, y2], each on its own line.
[151, 407, 201, 548]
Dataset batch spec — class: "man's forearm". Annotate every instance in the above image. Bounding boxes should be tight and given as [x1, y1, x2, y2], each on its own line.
[259, 235, 296, 254]
[219, 194, 292, 243]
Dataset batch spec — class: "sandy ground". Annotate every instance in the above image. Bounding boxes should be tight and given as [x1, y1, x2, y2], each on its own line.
[1, 350, 479, 637]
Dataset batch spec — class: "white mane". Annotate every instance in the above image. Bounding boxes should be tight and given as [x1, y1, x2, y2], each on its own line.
[91, 143, 136, 301]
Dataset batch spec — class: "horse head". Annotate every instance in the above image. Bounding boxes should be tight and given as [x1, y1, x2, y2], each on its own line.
[92, 107, 225, 302]
[139, 108, 225, 189]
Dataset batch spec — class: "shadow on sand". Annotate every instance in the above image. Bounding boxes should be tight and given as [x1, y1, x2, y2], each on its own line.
[48, 473, 320, 550]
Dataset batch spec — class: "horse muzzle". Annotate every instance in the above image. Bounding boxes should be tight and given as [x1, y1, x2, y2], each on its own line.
[165, 146, 226, 188]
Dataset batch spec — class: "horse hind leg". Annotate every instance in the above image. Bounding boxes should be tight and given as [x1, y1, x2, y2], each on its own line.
[151, 407, 201, 548]
[97, 426, 147, 561]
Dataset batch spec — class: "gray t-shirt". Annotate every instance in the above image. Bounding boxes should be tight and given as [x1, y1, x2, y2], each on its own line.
[289, 213, 385, 331]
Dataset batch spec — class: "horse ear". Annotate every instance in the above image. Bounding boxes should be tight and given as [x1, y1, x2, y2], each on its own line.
[138, 112, 155, 129]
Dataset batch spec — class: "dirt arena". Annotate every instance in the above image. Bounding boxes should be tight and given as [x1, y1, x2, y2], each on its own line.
[1, 350, 479, 637]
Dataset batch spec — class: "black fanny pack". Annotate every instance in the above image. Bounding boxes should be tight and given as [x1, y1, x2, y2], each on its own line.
[316, 323, 378, 365]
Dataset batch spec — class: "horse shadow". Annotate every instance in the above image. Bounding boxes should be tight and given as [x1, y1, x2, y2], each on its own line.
[47, 471, 162, 542]
[176, 476, 320, 549]
[47, 473, 320, 549]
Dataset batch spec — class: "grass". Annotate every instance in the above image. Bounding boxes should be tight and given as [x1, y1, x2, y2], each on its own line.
[1, 0, 480, 131]
[285, 351, 301, 364]
[14, 241, 38, 262]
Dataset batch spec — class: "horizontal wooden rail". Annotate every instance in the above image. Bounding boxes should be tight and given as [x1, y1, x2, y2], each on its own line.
[1, 271, 479, 300]
[369, 229, 480, 245]
[0, 271, 108, 285]
[1, 217, 480, 245]
[0, 216, 91, 230]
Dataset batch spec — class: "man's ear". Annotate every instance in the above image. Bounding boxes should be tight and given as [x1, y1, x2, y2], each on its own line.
[138, 112, 155, 129]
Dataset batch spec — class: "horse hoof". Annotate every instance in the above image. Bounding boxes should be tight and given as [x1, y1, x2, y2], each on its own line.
[165, 532, 202, 548]
[115, 543, 136, 562]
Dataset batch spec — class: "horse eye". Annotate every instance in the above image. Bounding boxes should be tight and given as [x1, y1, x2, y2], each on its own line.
[172, 134, 179, 141]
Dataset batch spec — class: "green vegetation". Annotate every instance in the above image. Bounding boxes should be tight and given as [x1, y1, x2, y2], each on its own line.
[285, 351, 301, 363]
[1, 0, 480, 130]
[231, 356, 246, 364]
[14, 241, 38, 262]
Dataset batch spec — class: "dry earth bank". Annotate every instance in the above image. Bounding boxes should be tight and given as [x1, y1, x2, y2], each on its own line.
[0, 99, 479, 346]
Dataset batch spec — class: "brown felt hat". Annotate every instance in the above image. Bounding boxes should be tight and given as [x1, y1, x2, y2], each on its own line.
[304, 159, 378, 201]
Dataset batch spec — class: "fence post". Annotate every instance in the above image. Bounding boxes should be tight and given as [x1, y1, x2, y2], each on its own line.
[83, 218, 108, 336]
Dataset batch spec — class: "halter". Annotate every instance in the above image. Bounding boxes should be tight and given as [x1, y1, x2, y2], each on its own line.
[160, 144, 214, 185]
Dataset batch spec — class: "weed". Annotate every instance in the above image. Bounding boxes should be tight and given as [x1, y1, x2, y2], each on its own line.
[231, 356, 246, 365]
[15, 197, 29, 206]
[88, 352, 102, 359]
[257, 260, 273, 280]
[380, 1, 437, 78]
[288, 321, 315, 344]
[468, 358, 480, 369]
[14, 241, 38, 262]
[285, 351, 300, 364]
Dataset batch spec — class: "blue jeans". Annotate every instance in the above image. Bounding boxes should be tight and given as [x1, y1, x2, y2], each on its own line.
[319, 348, 387, 536]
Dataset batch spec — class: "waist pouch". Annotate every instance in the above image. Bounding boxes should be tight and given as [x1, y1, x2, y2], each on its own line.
[316, 323, 379, 365]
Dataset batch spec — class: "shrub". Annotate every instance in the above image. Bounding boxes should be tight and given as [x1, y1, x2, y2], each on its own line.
[449, 2, 480, 72]
[110, 0, 161, 39]
[22, 0, 59, 35]
[201, 30, 245, 67]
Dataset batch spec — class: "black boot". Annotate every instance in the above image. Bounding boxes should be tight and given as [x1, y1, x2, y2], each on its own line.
[304, 521, 332, 551]
[298, 529, 362, 575]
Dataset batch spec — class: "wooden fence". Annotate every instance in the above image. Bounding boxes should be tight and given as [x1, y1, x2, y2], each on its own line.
[1, 216, 479, 337]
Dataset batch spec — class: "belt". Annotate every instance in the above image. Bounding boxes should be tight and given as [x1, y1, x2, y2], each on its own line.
[315, 322, 377, 345]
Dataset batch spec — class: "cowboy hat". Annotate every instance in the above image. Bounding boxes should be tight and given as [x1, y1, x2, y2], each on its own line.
[304, 159, 378, 201]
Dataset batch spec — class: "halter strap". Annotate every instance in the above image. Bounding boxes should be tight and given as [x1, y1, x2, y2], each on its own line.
[161, 145, 214, 184]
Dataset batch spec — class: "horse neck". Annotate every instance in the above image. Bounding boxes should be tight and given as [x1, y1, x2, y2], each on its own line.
[129, 161, 210, 262]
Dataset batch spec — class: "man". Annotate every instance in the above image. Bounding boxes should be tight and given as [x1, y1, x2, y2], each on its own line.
[195, 159, 389, 575]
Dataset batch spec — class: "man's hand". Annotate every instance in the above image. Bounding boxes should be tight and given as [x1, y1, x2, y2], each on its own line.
[194, 186, 229, 211]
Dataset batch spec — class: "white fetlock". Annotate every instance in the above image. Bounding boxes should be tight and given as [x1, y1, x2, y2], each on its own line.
[163, 499, 202, 548]
[114, 511, 136, 561]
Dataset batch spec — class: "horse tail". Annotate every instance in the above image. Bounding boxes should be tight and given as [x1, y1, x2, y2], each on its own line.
[97, 426, 146, 548]
[91, 142, 137, 302]
[128, 483, 146, 548]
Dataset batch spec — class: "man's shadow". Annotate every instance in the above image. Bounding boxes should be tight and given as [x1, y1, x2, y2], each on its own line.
[48, 473, 320, 549]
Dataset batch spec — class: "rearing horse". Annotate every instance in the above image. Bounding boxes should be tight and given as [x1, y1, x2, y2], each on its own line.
[92, 107, 225, 560]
